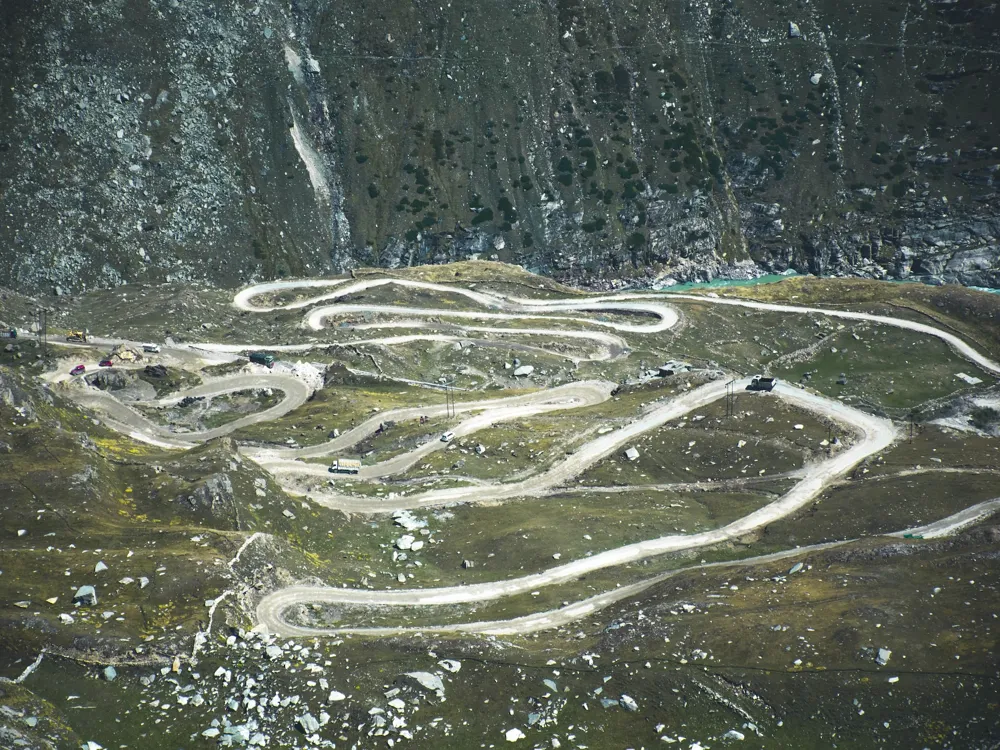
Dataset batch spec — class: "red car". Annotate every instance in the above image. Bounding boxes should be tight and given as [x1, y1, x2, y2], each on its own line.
[70, 364, 86, 376]
[99, 359, 114, 368]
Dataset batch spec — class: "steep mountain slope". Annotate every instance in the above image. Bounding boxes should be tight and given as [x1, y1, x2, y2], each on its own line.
[1, 0, 998, 293]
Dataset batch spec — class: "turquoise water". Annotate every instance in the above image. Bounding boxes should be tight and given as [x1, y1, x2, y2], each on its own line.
[655, 271, 799, 293]
[654, 271, 1000, 296]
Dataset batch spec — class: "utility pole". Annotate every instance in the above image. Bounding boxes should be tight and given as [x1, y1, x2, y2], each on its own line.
[908, 408, 920, 444]
[35, 306, 48, 360]
[443, 377, 456, 418]
[725, 379, 736, 418]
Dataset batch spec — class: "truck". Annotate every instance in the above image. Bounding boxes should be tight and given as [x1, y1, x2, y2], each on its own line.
[249, 351, 276, 368]
[66, 330, 88, 343]
[142, 343, 161, 353]
[746, 375, 778, 392]
[0, 328, 16, 339]
[329, 458, 362, 474]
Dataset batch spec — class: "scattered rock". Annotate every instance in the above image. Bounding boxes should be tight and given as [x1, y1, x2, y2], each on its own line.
[73, 585, 97, 606]
[788, 21, 802, 38]
[401, 671, 445, 698]
[103, 666, 117, 681]
[297, 713, 320, 733]
[95, 561, 108, 573]
[505, 727, 526, 742]
[392, 510, 427, 531]
[620, 694, 639, 712]
[876, 648, 892, 666]
[513, 365, 534, 377]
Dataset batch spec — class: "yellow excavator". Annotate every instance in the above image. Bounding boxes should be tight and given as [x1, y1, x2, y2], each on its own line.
[65, 330, 88, 343]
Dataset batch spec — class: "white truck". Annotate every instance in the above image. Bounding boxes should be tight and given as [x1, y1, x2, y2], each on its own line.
[329, 458, 362, 474]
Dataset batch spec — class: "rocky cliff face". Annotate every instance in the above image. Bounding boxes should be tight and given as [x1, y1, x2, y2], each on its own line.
[1, 0, 998, 293]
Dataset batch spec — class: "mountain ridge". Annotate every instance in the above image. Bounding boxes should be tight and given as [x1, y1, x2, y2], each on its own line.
[1, 0, 997, 293]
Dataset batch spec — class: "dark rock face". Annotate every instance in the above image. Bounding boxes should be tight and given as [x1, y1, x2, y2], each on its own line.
[0, 370, 37, 420]
[85, 370, 136, 392]
[1, 0, 998, 292]
[185, 472, 235, 514]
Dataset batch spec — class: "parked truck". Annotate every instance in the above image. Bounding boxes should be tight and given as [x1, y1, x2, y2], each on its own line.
[747, 375, 778, 392]
[0, 328, 16, 339]
[249, 351, 276, 368]
[329, 458, 362, 474]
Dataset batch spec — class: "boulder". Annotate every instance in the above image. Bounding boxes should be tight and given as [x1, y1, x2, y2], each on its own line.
[73, 585, 97, 606]
[400, 671, 445, 698]
[85, 369, 136, 391]
[297, 713, 320, 733]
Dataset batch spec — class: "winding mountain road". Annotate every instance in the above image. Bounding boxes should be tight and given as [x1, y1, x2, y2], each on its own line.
[49, 274, 1000, 638]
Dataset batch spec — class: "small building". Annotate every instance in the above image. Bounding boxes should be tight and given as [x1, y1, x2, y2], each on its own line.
[624, 447, 640, 461]
[658, 360, 692, 377]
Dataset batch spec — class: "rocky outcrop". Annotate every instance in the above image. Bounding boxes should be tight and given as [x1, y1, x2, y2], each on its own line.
[1, 0, 997, 292]
[185, 473, 235, 514]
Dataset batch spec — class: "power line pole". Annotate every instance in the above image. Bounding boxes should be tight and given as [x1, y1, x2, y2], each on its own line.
[725, 379, 736, 418]
[36, 306, 48, 360]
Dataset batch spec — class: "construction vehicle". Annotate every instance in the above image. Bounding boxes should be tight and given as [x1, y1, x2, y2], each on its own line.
[746, 375, 777, 392]
[329, 458, 362, 474]
[66, 330, 88, 343]
[249, 351, 276, 368]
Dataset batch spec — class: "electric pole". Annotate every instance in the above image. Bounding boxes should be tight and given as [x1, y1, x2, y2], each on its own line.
[35, 306, 48, 360]
[725, 379, 736, 418]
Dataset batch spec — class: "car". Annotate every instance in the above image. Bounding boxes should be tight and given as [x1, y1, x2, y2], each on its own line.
[70, 364, 86, 376]
[142, 344, 161, 353]
[99, 359, 114, 368]
[440, 431, 456, 443]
